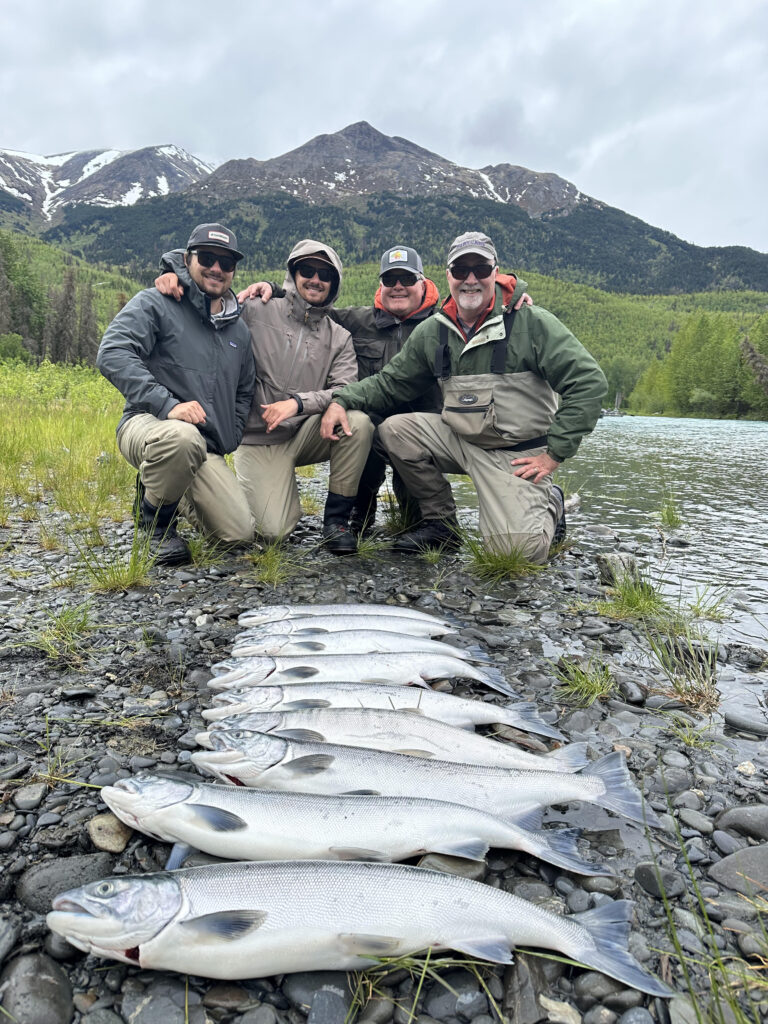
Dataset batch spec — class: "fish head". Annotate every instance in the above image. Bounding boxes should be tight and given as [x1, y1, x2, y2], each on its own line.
[238, 605, 290, 625]
[191, 746, 278, 785]
[219, 686, 283, 711]
[207, 728, 286, 763]
[208, 657, 276, 690]
[101, 773, 196, 834]
[47, 873, 181, 963]
[208, 712, 281, 735]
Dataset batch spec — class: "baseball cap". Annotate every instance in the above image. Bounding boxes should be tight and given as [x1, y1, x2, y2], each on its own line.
[447, 232, 498, 267]
[380, 246, 424, 278]
[186, 223, 244, 261]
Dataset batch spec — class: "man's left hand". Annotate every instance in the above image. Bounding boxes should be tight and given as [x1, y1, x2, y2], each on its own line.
[513, 292, 533, 311]
[261, 399, 299, 432]
[511, 451, 560, 483]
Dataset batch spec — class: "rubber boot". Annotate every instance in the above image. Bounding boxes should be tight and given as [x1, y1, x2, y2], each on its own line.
[392, 515, 461, 554]
[322, 492, 358, 555]
[138, 494, 191, 566]
[349, 489, 378, 539]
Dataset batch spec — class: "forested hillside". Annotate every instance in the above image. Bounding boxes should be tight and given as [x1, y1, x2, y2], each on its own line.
[2, 228, 767, 418]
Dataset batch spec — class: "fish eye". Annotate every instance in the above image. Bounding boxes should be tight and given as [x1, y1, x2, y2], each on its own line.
[96, 881, 114, 896]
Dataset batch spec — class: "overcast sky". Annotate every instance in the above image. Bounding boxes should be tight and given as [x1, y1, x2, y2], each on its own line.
[1, 0, 765, 252]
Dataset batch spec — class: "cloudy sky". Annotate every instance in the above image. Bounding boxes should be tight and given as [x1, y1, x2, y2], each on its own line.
[2, 0, 766, 251]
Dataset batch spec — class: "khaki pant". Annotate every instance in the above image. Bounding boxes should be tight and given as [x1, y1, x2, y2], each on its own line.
[378, 412, 559, 563]
[234, 412, 374, 541]
[117, 414, 254, 544]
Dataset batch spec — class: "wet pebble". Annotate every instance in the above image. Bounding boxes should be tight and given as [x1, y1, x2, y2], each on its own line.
[0, 952, 73, 1024]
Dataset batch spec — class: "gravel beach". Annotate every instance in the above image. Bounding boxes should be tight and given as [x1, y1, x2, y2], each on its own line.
[1, 506, 767, 1024]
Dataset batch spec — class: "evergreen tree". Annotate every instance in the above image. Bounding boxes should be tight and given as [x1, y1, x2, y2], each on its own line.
[76, 280, 99, 364]
[45, 269, 78, 363]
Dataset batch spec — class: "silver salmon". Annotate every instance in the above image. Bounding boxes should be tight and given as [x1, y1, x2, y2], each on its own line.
[46, 860, 671, 994]
[191, 732, 661, 827]
[100, 771, 612, 875]
[202, 682, 563, 740]
[235, 614, 457, 638]
[238, 604, 454, 629]
[229, 630, 488, 662]
[197, 709, 584, 773]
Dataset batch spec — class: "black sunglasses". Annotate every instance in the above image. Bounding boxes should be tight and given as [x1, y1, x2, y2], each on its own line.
[449, 263, 495, 281]
[295, 262, 335, 283]
[380, 271, 419, 287]
[190, 249, 237, 273]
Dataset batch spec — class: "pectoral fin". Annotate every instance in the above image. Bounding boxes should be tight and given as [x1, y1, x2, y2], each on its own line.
[273, 728, 326, 742]
[337, 933, 403, 957]
[393, 748, 435, 758]
[186, 804, 248, 832]
[283, 698, 331, 709]
[451, 936, 514, 963]
[280, 667, 319, 679]
[180, 909, 268, 940]
[432, 838, 489, 862]
[342, 789, 380, 796]
[164, 842, 194, 870]
[330, 847, 389, 861]
[289, 642, 328, 652]
[283, 754, 335, 776]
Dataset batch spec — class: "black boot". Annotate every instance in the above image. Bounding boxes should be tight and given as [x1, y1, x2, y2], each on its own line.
[322, 492, 357, 555]
[551, 484, 567, 546]
[138, 494, 191, 566]
[349, 491, 378, 539]
[392, 515, 461, 554]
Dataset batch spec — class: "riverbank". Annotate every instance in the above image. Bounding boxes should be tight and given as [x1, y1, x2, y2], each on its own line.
[1, 504, 767, 1024]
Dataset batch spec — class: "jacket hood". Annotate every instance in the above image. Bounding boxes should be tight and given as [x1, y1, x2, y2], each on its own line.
[159, 248, 242, 326]
[440, 272, 522, 339]
[284, 239, 343, 306]
[373, 277, 440, 320]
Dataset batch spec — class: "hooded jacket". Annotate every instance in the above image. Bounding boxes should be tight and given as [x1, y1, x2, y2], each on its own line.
[97, 258, 255, 455]
[333, 274, 607, 463]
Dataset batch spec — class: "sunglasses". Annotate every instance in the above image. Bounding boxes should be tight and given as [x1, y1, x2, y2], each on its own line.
[191, 249, 237, 273]
[295, 262, 335, 283]
[380, 271, 419, 288]
[449, 263, 495, 281]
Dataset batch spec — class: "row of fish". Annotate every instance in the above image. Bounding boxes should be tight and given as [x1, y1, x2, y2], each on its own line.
[47, 602, 670, 997]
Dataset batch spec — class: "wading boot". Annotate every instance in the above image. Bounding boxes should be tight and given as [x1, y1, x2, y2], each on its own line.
[349, 492, 377, 540]
[322, 492, 358, 555]
[551, 484, 567, 546]
[391, 515, 461, 554]
[138, 495, 191, 566]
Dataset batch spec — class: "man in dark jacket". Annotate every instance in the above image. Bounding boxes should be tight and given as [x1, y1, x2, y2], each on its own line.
[97, 223, 256, 566]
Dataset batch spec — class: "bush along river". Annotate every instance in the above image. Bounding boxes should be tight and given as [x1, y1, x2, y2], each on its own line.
[0, 440, 767, 1024]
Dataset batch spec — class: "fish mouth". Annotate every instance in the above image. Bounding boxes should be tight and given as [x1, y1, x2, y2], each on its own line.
[52, 897, 88, 914]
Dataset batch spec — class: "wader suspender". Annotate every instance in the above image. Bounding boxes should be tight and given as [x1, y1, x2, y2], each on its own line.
[433, 307, 518, 380]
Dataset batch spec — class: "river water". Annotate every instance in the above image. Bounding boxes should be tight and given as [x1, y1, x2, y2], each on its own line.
[453, 415, 768, 649]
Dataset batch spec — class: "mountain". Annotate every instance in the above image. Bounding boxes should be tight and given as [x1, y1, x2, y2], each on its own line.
[199, 121, 591, 217]
[0, 145, 212, 225]
[4, 123, 767, 294]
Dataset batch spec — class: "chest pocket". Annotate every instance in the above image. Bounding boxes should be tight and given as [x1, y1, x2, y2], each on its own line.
[354, 336, 387, 379]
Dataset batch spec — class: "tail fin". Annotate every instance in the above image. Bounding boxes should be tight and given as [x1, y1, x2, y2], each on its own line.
[462, 644, 491, 663]
[499, 702, 564, 740]
[569, 900, 672, 997]
[584, 752, 661, 827]
[543, 741, 589, 773]
[472, 664, 521, 700]
[531, 827, 614, 877]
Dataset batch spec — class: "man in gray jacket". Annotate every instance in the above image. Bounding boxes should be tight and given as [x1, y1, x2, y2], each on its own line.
[97, 222, 256, 565]
[156, 239, 373, 554]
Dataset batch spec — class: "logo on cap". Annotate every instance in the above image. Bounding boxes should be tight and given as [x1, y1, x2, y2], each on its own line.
[389, 250, 408, 263]
[207, 230, 230, 244]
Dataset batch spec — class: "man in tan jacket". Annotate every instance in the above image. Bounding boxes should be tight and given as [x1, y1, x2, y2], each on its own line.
[157, 239, 373, 554]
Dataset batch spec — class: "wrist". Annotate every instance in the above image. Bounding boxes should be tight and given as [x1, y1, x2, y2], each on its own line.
[288, 394, 303, 414]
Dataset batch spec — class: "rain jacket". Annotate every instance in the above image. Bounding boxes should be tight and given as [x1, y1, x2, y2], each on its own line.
[333, 274, 607, 463]
[97, 259, 255, 456]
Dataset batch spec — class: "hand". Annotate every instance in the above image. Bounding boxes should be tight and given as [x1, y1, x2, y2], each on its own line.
[261, 399, 299, 432]
[320, 401, 351, 441]
[513, 292, 533, 311]
[511, 451, 559, 483]
[155, 273, 184, 301]
[168, 401, 206, 424]
[237, 282, 273, 304]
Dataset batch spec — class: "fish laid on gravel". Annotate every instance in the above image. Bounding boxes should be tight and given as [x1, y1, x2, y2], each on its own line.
[100, 772, 612, 875]
[203, 682, 563, 740]
[238, 603, 454, 630]
[235, 613, 457, 638]
[208, 653, 519, 699]
[229, 629, 489, 662]
[197, 709, 584, 773]
[46, 860, 671, 994]
[192, 732, 661, 827]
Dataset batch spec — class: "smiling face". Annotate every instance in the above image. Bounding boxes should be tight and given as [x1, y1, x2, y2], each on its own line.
[293, 257, 335, 306]
[446, 257, 497, 325]
[184, 247, 235, 301]
[379, 273, 425, 319]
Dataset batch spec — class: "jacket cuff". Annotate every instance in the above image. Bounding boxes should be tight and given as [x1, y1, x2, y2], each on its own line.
[288, 394, 304, 414]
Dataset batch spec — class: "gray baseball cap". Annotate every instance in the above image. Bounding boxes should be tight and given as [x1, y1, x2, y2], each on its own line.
[186, 223, 244, 261]
[380, 246, 424, 277]
[447, 232, 497, 267]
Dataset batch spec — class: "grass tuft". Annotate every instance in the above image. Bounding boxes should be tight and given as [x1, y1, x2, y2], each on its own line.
[555, 655, 617, 706]
[22, 600, 95, 665]
[71, 524, 156, 590]
[659, 489, 683, 529]
[248, 539, 306, 586]
[462, 530, 543, 583]
[645, 627, 720, 713]
[596, 571, 671, 621]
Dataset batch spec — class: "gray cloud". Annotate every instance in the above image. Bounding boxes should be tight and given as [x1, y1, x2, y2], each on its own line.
[1, 0, 765, 251]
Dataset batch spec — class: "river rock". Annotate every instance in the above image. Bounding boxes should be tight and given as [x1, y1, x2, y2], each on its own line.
[16, 852, 116, 913]
[423, 968, 487, 1022]
[121, 978, 206, 1024]
[595, 554, 639, 587]
[723, 705, 768, 736]
[677, 808, 714, 834]
[87, 812, 133, 852]
[12, 781, 48, 810]
[633, 863, 686, 898]
[0, 952, 73, 1024]
[283, 972, 351, 1015]
[503, 955, 553, 1023]
[708, 844, 768, 895]
[716, 804, 768, 840]
[0, 916, 20, 967]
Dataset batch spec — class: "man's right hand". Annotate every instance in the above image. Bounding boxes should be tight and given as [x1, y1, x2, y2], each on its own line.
[168, 401, 206, 425]
[320, 401, 352, 441]
[237, 282, 273, 304]
[155, 273, 184, 301]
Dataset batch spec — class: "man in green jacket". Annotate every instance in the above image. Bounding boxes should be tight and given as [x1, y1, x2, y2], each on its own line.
[320, 231, 607, 562]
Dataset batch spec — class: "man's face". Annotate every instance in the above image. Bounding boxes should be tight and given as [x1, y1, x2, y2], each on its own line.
[185, 247, 236, 299]
[447, 256, 497, 323]
[379, 271, 425, 319]
[293, 258, 334, 306]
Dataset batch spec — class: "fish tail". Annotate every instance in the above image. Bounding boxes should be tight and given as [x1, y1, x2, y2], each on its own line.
[568, 900, 672, 997]
[543, 741, 589, 772]
[530, 827, 614, 877]
[462, 644, 491, 663]
[584, 752, 661, 827]
[472, 665, 520, 699]
[499, 703, 565, 740]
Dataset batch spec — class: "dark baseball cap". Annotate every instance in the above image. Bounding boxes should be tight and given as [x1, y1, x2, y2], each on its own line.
[186, 223, 244, 261]
[379, 246, 424, 278]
